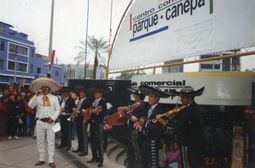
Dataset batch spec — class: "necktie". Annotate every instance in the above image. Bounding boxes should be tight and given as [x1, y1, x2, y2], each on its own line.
[92, 100, 99, 107]
[77, 99, 82, 109]
[43, 95, 51, 106]
[147, 107, 153, 119]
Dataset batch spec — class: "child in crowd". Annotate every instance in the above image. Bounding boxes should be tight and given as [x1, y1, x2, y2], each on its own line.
[168, 141, 181, 168]
[159, 139, 168, 168]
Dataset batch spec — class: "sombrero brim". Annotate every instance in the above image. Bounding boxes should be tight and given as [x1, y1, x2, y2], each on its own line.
[88, 87, 109, 94]
[30, 77, 61, 93]
[167, 86, 205, 97]
[138, 85, 169, 98]
[127, 87, 143, 95]
[60, 87, 73, 93]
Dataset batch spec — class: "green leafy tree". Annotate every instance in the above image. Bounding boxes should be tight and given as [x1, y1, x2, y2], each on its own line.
[117, 71, 146, 80]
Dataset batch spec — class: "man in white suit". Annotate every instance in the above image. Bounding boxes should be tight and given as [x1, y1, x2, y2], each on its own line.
[29, 77, 61, 168]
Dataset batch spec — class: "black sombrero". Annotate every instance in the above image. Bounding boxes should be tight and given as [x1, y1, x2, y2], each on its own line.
[167, 86, 205, 97]
[88, 85, 109, 94]
[127, 87, 145, 100]
[74, 85, 87, 95]
[127, 87, 143, 95]
[138, 85, 170, 98]
[60, 87, 73, 93]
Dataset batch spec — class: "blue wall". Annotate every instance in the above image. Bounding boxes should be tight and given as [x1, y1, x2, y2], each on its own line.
[0, 21, 65, 87]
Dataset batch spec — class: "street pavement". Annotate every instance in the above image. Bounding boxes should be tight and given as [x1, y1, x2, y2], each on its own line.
[0, 136, 76, 168]
[0, 136, 125, 168]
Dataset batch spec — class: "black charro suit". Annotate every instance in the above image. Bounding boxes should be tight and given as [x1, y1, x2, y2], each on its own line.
[143, 104, 165, 168]
[76, 97, 92, 153]
[175, 101, 204, 168]
[126, 102, 146, 168]
[90, 98, 107, 163]
[60, 96, 76, 149]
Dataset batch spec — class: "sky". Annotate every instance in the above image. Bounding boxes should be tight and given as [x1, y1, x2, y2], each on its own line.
[0, 0, 254, 71]
[0, 0, 131, 65]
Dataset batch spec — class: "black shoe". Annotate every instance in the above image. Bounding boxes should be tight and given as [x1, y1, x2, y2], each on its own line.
[65, 147, 70, 151]
[98, 162, 103, 167]
[78, 152, 87, 156]
[87, 159, 98, 163]
[72, 149, 79, 153]
[56, 145, 64, 149]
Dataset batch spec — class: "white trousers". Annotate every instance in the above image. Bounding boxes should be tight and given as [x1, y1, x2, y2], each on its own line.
[36, 120, 55, 162]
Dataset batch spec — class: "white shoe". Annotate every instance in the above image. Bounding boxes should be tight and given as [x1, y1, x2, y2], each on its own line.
[14, 135, 19, 139]
[8, 136, 12, 140]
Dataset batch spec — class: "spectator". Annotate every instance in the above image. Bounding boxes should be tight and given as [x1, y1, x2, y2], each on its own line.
[24, 94, 35, 136]
[0, 91, 10, 136]
[8, 86, 17, 97]
[2, 89, 9, 97]
[159, 140, 168, 168]
[16, 94, 25, 136]
[7, 94, 19, 139]
[168, 142, 181, 168]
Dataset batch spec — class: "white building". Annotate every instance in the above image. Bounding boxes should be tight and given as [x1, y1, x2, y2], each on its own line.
[64, 64, 106, 80]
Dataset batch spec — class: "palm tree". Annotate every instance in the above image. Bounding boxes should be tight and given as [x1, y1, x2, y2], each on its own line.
[88, 36, 108, 79]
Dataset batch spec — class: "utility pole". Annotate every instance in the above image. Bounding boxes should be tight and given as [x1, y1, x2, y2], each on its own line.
[14, 46, 18, 85]
[84, 0, 90, 79]
[47, 0, 55, 78]
[106, 0, 113, 79]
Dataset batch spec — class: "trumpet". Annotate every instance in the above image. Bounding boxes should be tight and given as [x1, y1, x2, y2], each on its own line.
[67, 113, 76, 121]
[67, 107, 79, 121]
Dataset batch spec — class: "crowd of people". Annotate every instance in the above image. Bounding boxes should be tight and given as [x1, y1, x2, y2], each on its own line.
[0, 86, 36, 139]
[0, 77, 206, 168]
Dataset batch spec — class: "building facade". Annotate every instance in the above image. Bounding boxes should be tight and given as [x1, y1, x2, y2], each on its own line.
[162, 53, 240, 73]
[0, 21, 65, 88]
[162, 59, 184, 73]
[64, 64, 106, 81]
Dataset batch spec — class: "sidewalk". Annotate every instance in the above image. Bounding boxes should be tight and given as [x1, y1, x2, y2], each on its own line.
[0, 136, 126, 168]
[0, 136, 76, 168]
[55, 136, 126, 168]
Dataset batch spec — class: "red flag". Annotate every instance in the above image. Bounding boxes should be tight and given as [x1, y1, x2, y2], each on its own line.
[51, 50, 56, 64]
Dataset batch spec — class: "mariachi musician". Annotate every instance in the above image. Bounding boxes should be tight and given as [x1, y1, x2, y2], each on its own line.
[118, 87, 147, 168]
[58, 87, 76, 151]
[86, 86, 107, 168]
[72, 87, 92, 156]
[138, 85, 170, 168]
[166, 86, 205, 168]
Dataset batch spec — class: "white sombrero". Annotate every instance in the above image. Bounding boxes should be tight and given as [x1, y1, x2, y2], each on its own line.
[29, 77, 61, 93]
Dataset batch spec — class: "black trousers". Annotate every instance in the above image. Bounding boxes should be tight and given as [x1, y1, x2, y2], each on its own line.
[7, 116, 18, 136]
[60, 115, 71, 148]
[144, 138, 161, 168]
[131, 130, 143, 168]
[90, 122, 104, 162]
[76, 116, 85, 152]
[181, 146, 203, 168]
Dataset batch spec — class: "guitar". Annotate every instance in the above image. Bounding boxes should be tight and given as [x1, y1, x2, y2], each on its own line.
[83, 106, 102, 124]
[106, 102, 145, 126]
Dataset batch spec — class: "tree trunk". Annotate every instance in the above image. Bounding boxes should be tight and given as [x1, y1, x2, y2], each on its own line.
[93, 55, 98, 79]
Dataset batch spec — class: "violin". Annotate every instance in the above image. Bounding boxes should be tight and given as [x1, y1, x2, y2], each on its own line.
[152, 105, 189, 126]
